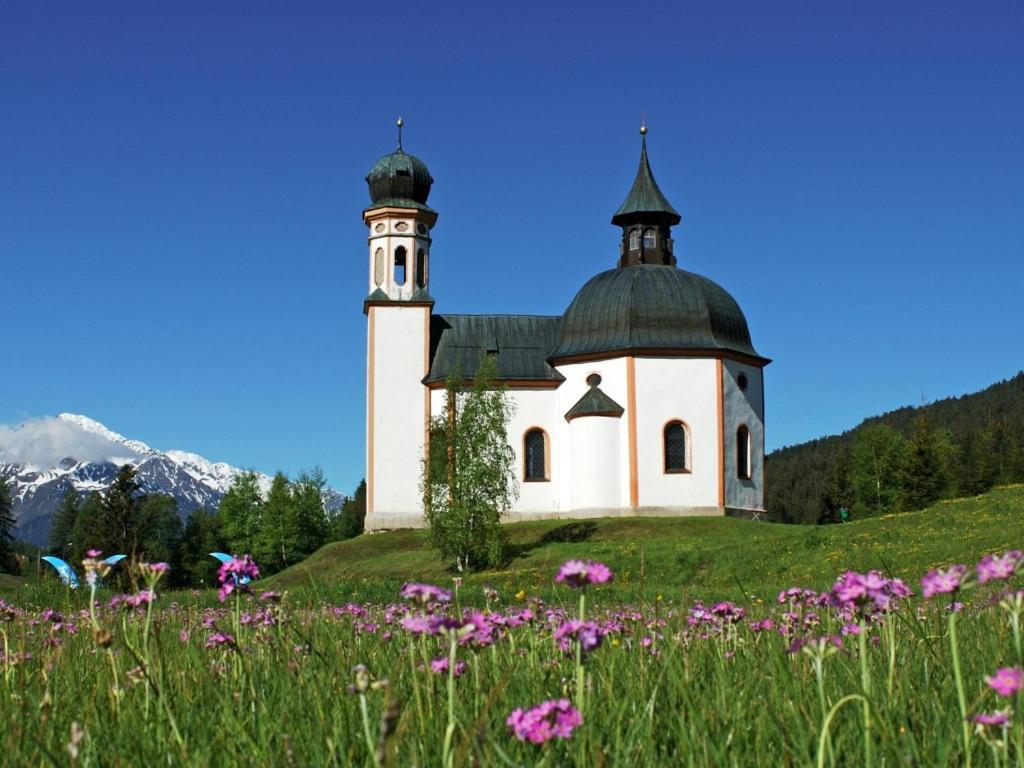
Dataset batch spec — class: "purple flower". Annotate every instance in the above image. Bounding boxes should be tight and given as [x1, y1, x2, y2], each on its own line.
[259, 591, 282, 603]
[985, 667, 1023, 697]
[141, 562, 169, 575]
[977, 551, 1023, 584]
[553, 620, 602, 655]
[399, 583, 452, 604]
[971, 711, 1011, 727]
[217, 555, 260, 602]
[400, 615, 443, 635]
[205, 632, 236, 650]
[429, 657, 467, 677]
[507, 699, 582, 743]
[554, 560, 614, 588]
[921, 565, 968, 598]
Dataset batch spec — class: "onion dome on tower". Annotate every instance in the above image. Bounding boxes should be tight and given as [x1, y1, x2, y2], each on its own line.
[365, 117, 435, 212]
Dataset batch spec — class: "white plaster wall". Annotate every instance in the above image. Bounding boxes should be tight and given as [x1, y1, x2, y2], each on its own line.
[633, 357, 719, 509]
[723, 360, 765, 511]
[555, 358, 631, 510]
[369, 306, 428, 519]
[505, 389, 560, 512]
[568, 416, 621, 510]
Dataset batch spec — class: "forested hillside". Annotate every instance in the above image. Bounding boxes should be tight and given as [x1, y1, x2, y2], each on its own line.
[766, 371, 1024, 523]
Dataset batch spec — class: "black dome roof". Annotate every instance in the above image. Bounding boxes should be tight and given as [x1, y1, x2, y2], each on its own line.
[365, 149, 434, 210]
[550, 265, 764, 361]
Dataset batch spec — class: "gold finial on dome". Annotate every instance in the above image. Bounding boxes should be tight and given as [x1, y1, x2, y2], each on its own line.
[396, 116, 404, 149]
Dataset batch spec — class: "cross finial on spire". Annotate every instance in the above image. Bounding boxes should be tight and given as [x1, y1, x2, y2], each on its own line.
[396, 116, 404, 150]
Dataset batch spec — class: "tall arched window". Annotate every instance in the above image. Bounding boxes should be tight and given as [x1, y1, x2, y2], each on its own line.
[394, 246, 407, 286]
[664, 421, 689, 473]
[737, 425, 751, 480]
[415, 249, 426, 288]
[629, 229, 640, 250]
[524, 428, 548, 481]
[643, 228, 657, 248]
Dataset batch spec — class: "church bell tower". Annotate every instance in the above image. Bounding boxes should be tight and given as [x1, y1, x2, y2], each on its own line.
[363, 118, 436, 527]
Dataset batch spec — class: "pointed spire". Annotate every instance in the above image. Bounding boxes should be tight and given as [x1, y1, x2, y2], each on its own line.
[611, 123, 680, 227]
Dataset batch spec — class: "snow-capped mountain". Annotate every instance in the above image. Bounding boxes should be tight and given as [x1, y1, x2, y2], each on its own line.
[0, 414, 343, 546]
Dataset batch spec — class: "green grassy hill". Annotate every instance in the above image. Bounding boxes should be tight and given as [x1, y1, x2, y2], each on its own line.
[264, 484, 1024, 604]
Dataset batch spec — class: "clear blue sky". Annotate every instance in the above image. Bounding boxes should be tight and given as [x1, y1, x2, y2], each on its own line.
[2, 2, 1022, 494]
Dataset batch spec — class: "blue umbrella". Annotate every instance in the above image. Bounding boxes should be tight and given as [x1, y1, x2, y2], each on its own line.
[41, 556, 79, 589]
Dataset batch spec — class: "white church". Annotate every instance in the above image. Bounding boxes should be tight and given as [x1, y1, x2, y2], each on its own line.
[362, 124, 769, 530]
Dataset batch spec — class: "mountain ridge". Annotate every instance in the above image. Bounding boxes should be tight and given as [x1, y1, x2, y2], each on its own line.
[0, 414, 342, 546]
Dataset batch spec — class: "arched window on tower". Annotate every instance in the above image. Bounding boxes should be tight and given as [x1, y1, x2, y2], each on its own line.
[629, 229, 640, 250]
[415, 249, 426, 288]
[373, 248, 385, 287]
[394, 246, 407, 286]
[524, 428, 548, 482]
[737, 425, 751, 480]
[643, 228, 657, 249]
[664, 421, 689, 473]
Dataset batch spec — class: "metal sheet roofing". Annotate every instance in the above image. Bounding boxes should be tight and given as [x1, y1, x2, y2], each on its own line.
[425, 314, 563, 384]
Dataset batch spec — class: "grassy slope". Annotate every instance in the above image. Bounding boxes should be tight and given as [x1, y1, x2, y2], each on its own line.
[265, 484, 1024, 603]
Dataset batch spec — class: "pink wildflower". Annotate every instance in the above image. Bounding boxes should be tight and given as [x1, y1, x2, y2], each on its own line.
[920, 565, 968, 598]
[205, 632, 236, 649]
[977, 551, 1023, 584]
[554, 560, 614, 588]
[507, 699, 582, 743]
[985, 667, 1023, 697]
[429, 657, 467, 677]
[217, 555, 260, 602]
[399, 582, 452, 604]
[971, 711, 1011, 727]
[553, 620, 602, 655]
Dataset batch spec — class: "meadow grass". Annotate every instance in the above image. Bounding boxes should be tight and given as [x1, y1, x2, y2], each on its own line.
[1, 487, 1022, 766]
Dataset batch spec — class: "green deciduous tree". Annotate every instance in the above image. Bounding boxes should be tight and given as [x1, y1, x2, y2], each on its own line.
[290, 467, 329, 557]
[257, 473, 294, 571]
[850, 425, 907, 517]
[219, 472, 264, 556]
[422, 357, 517, 571]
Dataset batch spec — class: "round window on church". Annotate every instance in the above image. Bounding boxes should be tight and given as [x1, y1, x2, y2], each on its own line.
[417, 223, 427, 235]
[738, 373, 748, 391]
[374, 223, 385, 233]
[395, 222, 409, 232]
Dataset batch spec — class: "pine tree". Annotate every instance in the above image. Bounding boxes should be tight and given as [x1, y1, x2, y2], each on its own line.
[219, 472, 264, 556]
[48, 490, 80, 556]
[422, 356, 517, 571]
[820, 445, 852, 524]
[0, 480, 17, 574]
[337, 480, 367, 540]
[179, 508, 226, 587]
[70, 493, 106, 564]
[97, 464, 144, 561]
[899, 415, 947, 511]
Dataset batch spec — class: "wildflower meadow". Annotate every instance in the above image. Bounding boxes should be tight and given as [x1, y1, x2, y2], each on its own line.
[1, 549, 1023, 766]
